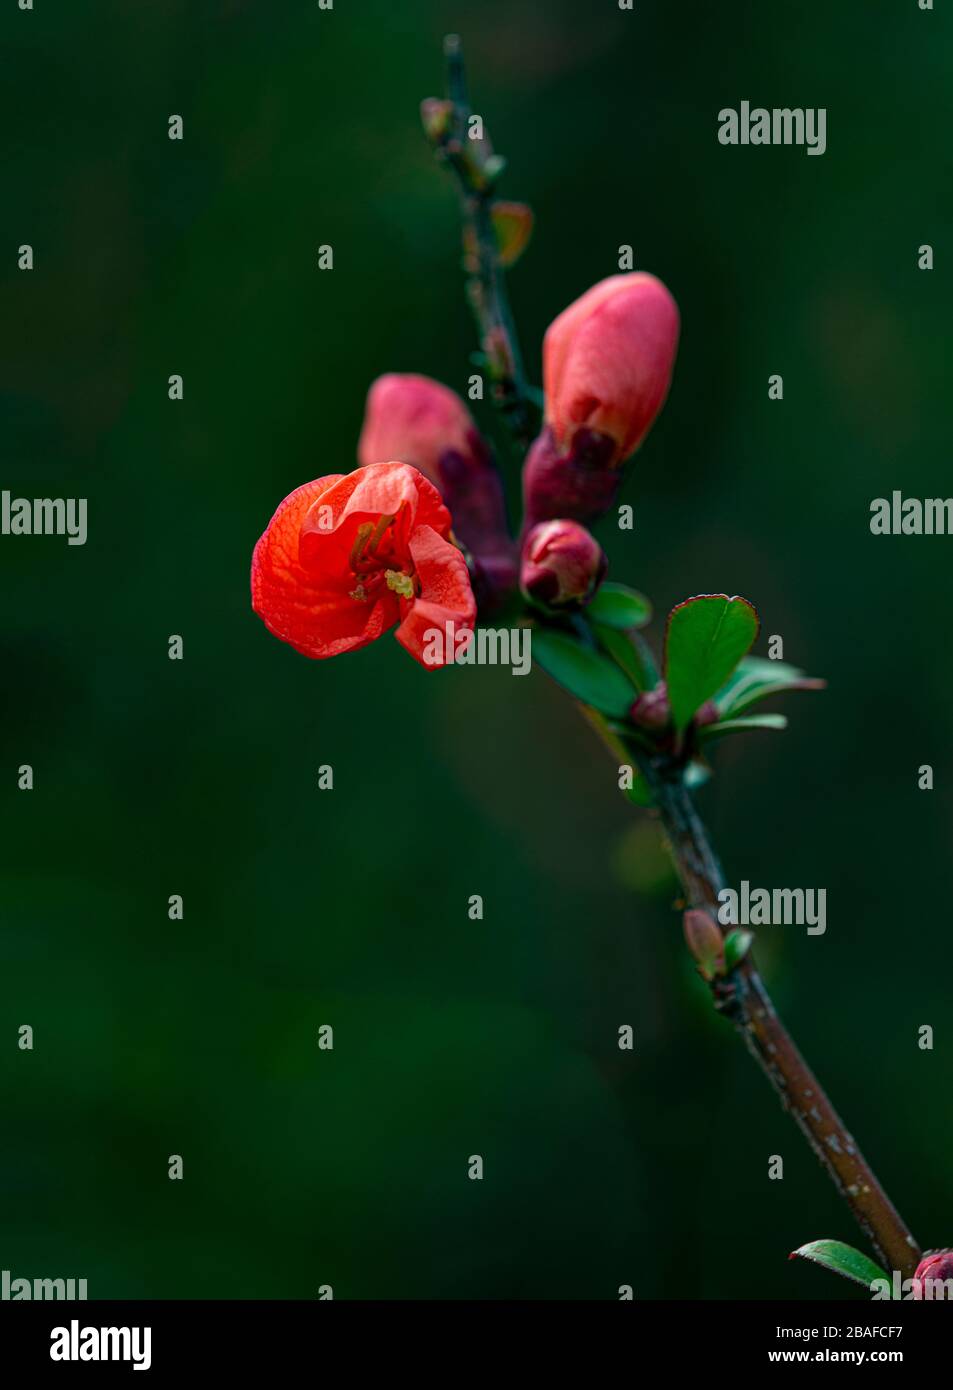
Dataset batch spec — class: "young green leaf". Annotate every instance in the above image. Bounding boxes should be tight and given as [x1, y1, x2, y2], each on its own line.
[723, 927, 754, 969]
[592, 623, 656, 692]
[789, 1239, 890, 1292]
[714, 655, 826, 718]
[491, 201, 533, 267]
[665, 595, 760, 731]
[684, 760, 711, 791]
[533, 628, 636, 717]
[698, 713, 788, 742]
[624, 774, 654, 807]
[587, 583, 652, 631]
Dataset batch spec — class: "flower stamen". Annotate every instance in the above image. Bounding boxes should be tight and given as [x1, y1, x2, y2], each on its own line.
[385, 569, 416, 599]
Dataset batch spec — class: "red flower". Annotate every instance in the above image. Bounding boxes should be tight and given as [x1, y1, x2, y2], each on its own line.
[251, 462, 476, 667]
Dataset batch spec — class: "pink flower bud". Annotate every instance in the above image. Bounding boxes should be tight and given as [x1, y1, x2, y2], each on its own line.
[520, 519, 607, 610]
[544, 273, 680, 466]
[358, 373, 517, 608]
[358, 373, 475, 488]
[911, 1249, 953, 1299]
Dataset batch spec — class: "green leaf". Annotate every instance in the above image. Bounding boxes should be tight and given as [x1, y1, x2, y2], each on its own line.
[624, 774, 654, 807]
[592, 623, 655, 692]
[665, 595, 760, 731]
[789, 1240, 890, 1292]
[723, 928, 754, 969]
[587, 583, 653, 631]
[533, 628, 636, 717]
[698, 714, 788, 742]
[714, 655, 826, 718]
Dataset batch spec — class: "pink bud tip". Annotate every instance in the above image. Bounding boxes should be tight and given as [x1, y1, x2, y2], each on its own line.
[358, 374, 476, 488]
[543, 272, 680, 467]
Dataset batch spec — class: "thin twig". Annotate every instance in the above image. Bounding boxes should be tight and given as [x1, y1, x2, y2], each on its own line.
[430, 32, 920, 1283]
[427, 35, 535, 449]
[634, 748, 921, 1279]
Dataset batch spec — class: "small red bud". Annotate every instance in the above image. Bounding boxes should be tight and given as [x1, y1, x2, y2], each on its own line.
[520, 519, 607, 611]
[629, 682, 671, 731]
[683, 909, 725, 980]
[911, 1249, 953, 1299]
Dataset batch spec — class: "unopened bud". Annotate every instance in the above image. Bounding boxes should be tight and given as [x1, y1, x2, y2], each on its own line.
[520, 519, 606, 611]
[629, 682, 671, 731]
[523, 273, 679, 525]
[911, 1249, 953, 1299]
[546, 273, 679, 465]
[358, 373, 516, 607]
[358, 373, 474, 487]
[683, 909, 725, 981]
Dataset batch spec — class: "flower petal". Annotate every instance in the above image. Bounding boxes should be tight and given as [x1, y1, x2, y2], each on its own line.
[298, 461, 452, 574]
[251, 475, 399, 658]
[394, 524, 477, 668]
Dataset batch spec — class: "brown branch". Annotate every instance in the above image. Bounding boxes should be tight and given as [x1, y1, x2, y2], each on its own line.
[636, 751, 921, 1279]
[427, 31, 919, 1286]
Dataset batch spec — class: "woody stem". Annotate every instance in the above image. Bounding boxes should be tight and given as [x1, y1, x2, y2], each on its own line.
[437, 34, 535, 450]
[634, 748, 920, 1278]
[429, 31, 918, 1285]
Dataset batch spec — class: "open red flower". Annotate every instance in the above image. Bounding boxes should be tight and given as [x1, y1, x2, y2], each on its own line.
[251, 462, 476, 667]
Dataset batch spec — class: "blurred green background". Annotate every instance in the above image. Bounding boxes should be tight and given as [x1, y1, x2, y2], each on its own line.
[2, 0, 950, 1300]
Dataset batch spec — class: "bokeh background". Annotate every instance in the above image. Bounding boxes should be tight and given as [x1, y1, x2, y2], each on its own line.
[2, 0, 950, 1300]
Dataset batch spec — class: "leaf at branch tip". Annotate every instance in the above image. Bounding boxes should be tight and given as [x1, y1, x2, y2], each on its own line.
[532, 628, 636, 718]
[698, 713, 788, 742]
[789, 1239, 890, 1291]
[665, 595, 760, 731]
[714, 655, 827, 718]
[723, 928, 754, 970]
[586, 583, 653, 631]
[481, 153, 507, 189]
[492, 201, 534, 268]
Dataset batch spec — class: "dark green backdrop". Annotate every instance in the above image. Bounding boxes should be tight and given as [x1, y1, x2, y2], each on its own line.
[2, 0, 950, 1299]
